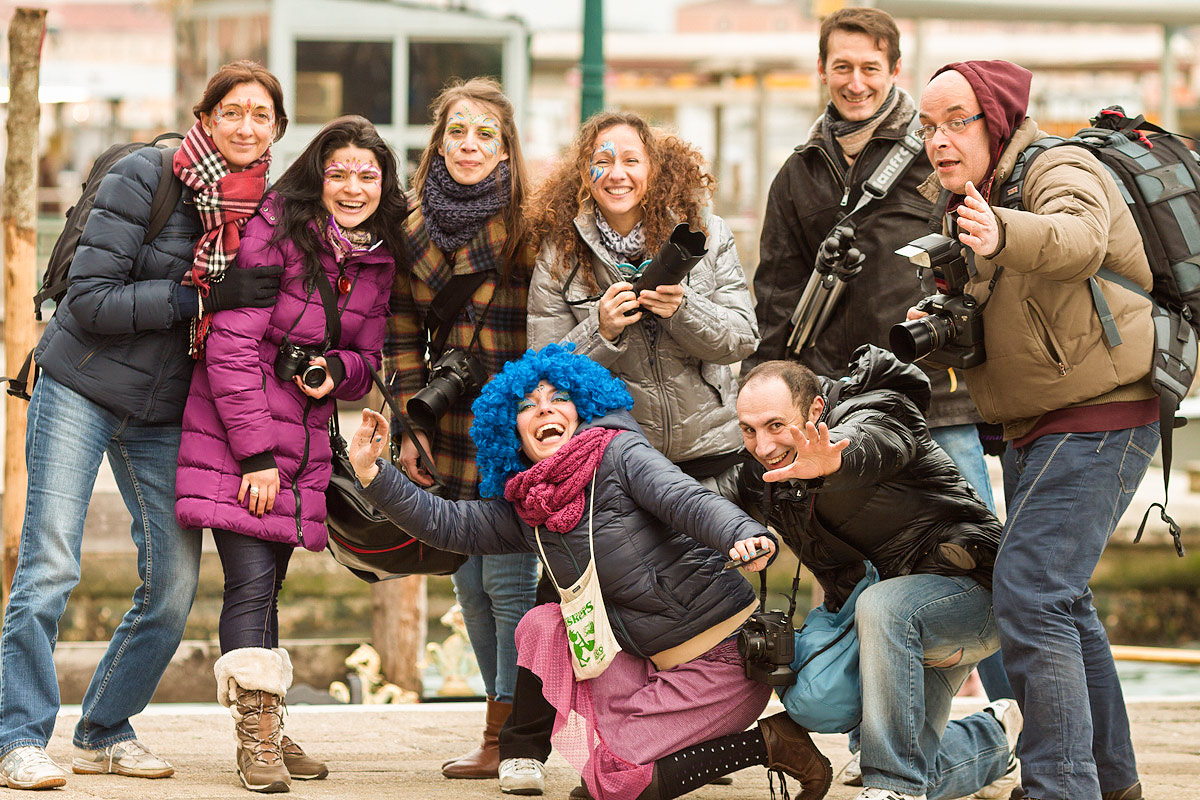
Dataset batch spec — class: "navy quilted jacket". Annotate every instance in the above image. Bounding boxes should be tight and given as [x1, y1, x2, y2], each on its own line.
[35, 146, 200, 422]
[360, 409, 773, 657]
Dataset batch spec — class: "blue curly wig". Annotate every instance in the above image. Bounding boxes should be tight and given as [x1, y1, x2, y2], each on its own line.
[470, 343, 634, 498]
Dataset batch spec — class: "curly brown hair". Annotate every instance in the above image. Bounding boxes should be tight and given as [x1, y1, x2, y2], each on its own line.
[411, 77, 529, 271]
[526, 111, 715, 291]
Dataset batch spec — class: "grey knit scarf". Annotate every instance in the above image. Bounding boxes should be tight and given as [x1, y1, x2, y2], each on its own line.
[422, 155, 510, 253]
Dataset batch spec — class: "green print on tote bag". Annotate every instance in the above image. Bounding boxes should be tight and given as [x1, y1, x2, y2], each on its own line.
[535, 471, 622, 680]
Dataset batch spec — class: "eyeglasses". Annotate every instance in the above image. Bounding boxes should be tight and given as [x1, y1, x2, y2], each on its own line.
[213, 104, 275, 129]
[919, 113, 984, 141]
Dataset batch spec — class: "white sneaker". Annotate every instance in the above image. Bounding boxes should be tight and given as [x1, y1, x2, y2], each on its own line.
[854, 787, 927, 800]
[72, 738, 174, 778]
[0, 745, 68, 790]
[974, 699, 1023, 799]
[499, 757, 545, 796]
[841, 750, 863, 786]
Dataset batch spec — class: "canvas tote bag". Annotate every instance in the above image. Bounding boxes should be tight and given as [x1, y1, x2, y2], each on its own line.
[534, 471, 622, 680]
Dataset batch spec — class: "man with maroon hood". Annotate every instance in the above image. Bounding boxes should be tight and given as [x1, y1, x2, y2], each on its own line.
[914, 60, 1154, 800]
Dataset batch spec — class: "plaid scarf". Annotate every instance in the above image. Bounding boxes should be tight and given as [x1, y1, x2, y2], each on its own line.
[505, 427, 622, 533]
[173, 120, 271, 355]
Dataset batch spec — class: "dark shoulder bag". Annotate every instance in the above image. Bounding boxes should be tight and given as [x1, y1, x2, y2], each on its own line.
[313, 272, 467, 581]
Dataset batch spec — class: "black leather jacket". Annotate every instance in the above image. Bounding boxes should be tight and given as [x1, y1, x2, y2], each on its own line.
[721, 346, 1001, 610]
[747, 90, 978, 429]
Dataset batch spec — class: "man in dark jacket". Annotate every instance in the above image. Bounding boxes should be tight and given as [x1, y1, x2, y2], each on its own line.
[914, 60, 1156, 800]
[725, 345, 1017, 800]
[748, 8, 996, 515]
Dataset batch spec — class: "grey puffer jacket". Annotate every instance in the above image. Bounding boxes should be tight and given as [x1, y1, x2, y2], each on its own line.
[527, 209, 759, 463]
[360, 409, 772, 659]
[720, 345, 1001, 610]
[35, 146, 200, 423]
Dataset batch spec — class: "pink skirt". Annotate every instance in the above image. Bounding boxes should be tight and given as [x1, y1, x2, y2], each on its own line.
[516, 603, 772, 800]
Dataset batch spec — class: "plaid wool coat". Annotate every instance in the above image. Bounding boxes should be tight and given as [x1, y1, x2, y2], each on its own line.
[384, 195, 531, 500]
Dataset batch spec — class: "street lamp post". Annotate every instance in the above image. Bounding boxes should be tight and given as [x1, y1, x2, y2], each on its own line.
[580, 0, 604, 123]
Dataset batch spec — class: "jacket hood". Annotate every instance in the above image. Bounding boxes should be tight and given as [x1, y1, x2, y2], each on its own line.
[820, 344, 932, 415]
[931, 60, 1031, 186]
[579, 407, 645, 437]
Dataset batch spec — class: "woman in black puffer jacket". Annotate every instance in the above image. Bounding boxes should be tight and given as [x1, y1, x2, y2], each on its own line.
[349, 345, 833, 800]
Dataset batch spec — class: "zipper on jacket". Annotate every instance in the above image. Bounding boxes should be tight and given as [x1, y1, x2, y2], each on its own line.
[292, 397, 315, 547]
[640, 323, 674, 456]
[1023, 299, 1070, 376]
[77, 345, 101, 370]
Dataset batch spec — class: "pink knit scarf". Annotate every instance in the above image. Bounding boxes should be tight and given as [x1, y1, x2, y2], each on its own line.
[505, 427, 622, 533]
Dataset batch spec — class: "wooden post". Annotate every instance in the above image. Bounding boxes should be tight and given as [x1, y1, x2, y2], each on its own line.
[2, 8, 46, 613]
[370, 576, 426, 694]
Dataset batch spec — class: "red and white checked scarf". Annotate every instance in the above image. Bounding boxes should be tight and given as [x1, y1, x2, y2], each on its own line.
[173, 120, 271, 356]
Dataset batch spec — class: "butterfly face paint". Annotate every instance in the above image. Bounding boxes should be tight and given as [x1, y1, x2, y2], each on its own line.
[590, 140, 616, 183]
[437, 99, 509, 186]
[321, 146, 383, 230]
[589, 125, 650, 234]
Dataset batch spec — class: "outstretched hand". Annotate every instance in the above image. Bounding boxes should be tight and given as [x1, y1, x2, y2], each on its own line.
[954, 181, 1000, 257]
[349, 408, 389, 485]
[762, 422, 849, 483]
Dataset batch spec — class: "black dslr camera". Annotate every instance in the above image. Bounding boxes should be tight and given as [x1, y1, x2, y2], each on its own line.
[407, 348, 489, 433]
[888, 229, 986, 369]
[738, 609, 797, 686]
[274, 338, 328, 389]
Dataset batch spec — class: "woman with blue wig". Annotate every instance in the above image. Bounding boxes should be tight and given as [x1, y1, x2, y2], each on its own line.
[347, 345, 832, 800]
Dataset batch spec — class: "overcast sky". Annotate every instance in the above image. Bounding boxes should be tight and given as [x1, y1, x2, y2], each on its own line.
[448, 0, 687, 32]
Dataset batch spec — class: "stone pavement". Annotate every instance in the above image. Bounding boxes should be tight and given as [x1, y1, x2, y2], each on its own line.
[29, 696, 1200, 799]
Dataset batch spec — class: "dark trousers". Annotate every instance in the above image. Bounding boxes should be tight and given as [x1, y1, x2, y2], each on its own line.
[497, 575, 558, 762]
[212, 528, 293, 654]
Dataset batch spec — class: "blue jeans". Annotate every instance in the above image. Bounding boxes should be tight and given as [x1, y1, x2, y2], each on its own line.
[996, 424, 1158, 800]
[857, 574, 1009, 800]
[212, 529, 293, 653]
[0, 374, 201, 754]
[452, 553, 539, 702]
[931, 423, 1013, 701]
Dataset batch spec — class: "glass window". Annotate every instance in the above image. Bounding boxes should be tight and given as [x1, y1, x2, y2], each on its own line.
[407, 41, 504, 124]
[296, 40, 393, 125]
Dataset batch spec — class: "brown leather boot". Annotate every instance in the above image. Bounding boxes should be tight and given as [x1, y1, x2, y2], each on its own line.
[232, 687, 291, 793]
[442, 698, 512, 779]
[757, 712, 833, 800]
[442, 695, 494, 769]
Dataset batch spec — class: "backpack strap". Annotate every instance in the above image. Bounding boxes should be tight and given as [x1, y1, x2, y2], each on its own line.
[1, 348, 37, 401]
[144, 145, 182, 245]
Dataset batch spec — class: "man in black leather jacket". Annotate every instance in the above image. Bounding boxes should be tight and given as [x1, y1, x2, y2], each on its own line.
[723, 345, 1016, 800]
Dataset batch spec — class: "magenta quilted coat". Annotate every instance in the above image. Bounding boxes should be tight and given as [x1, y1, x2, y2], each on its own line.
[175, 194, 396, 550]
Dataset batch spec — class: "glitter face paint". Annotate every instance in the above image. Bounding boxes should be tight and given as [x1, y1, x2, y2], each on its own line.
[437, 99, 509, 186]
[321, 146, 383, 230]
[213, 99, 275, 128]
[588, 125, 650, 234]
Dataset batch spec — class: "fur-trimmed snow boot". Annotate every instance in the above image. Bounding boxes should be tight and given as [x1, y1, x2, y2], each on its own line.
[215, 648, 291, 793]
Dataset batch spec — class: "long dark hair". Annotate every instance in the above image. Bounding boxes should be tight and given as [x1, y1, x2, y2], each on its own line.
[269, 115, 411, 283]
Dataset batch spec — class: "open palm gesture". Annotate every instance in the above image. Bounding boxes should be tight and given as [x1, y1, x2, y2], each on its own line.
[762, 422, 849, 483]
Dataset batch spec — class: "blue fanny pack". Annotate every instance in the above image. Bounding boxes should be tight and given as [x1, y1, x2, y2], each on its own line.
[779, 561, 879, 734]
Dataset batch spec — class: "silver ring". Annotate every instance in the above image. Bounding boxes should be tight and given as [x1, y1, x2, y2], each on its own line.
[249, 487, 260, 495]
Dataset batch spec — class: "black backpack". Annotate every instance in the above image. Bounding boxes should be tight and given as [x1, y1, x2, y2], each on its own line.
[999, 107, 1200, 556]
[5, 133, 185, 401]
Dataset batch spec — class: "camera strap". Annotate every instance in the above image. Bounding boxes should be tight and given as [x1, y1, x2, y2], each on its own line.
[316, 270, 446, 485]
[425, 272, 489, 363]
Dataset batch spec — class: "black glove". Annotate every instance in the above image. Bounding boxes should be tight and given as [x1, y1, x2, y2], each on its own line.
[815, 224, 865, 279]
[205, 264, 284, 312]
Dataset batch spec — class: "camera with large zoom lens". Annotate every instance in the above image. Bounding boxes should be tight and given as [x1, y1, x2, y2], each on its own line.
[888, 232, 986, 369]
[407, 348, 489, 433]
[737, 609, 797, 686]
[274, 338, 328, 389]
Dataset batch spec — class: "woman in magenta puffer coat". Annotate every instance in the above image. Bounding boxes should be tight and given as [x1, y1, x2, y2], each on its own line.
[175, 116, 410, 793]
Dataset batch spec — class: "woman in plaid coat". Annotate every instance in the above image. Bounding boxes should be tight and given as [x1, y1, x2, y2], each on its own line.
[384, 77, 536, 780]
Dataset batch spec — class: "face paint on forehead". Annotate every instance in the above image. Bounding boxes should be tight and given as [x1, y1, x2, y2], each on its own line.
[324, 160, 382, 181]
[217, 99, 272, 114]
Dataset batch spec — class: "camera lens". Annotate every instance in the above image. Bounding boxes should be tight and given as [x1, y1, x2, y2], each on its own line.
[301, 363, 327, 389]
[408, 375, 460, 433]
[889, 315, 954, 363]
[737, 631, 764, 661]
